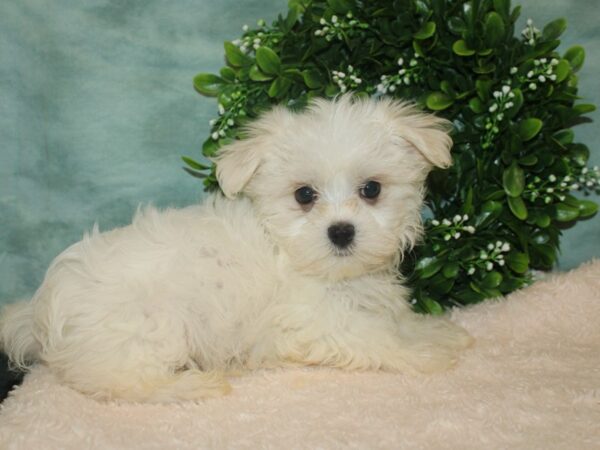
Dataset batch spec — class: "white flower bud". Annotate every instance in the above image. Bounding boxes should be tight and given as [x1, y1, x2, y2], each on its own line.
[487, 243, 494, 250]
[529, 38, 535, 45]
[453, 214, 462, 223]
[510, 67, 518, 74]
[431, 219, 440, 226]
[218, 104, 225, 115]
[549, 174, 556, 182]
[493, 90, 502, 98]
[498, 259, 505, 266]
[319, 18, 326, 25]
[502, 85, 511, 94]
[463, 214, 469, 221]
[527, 18, 533, 26]
[444, 234, 451, 241]
[538, 75, 546, 82]
[242, 24, 249, 32]
[489, 104, 498, 113]
[389, 85, 396, 92]
[502, 243, 510, 252]
[211, 131, 219, 140]
[331, 15, 338, 23]
[468, 267, 476, 275]
[486, 262, 494, 271]
[403, 75, 411, 85]
[529, 83, 537, 90]
[527, 70, 535, 78]
[551, 58, 559, 65]
[454, 232, 461, 239]
[540, 58, 547, 64]
[397, 57, 404, 66]
[443, 219, 451, 226]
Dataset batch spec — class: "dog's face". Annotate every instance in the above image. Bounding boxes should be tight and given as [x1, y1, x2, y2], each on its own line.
[214, 95, 452, 280]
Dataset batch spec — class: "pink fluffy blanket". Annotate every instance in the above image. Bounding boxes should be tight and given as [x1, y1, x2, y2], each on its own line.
[1, 261, 599, 449]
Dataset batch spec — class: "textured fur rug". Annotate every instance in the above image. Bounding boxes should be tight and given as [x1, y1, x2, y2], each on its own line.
[1, 261, 599, 450]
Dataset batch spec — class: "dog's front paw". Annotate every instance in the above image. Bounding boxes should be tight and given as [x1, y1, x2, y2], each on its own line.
[387, 318, 474, 374]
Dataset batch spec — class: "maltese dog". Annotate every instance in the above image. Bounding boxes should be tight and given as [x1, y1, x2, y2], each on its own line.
[1, 95, 472, 403]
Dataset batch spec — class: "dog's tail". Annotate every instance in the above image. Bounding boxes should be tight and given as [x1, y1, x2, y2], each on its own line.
[0, 300, 39, 370]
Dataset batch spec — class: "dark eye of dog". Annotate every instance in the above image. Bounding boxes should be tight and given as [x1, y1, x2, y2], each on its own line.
[360, 180, 381, 200]
[295, 186, 316, 205]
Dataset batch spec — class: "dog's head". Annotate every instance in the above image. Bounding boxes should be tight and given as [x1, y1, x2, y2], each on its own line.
[214, 95, 452, 280]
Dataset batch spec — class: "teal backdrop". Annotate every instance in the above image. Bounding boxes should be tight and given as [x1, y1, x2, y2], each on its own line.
[1, 0, 598, 305]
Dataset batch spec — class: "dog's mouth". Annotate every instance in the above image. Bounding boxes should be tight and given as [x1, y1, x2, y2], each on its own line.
[332, 246, 354, 257]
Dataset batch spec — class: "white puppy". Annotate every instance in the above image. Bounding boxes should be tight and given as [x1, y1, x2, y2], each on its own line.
[1, 95, 472, 403]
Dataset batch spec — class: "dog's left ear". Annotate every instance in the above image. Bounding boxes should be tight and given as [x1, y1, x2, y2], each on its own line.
[384, 100, 453, 169]
[213, 106, 292, 198]
[213, 137, 263, 199]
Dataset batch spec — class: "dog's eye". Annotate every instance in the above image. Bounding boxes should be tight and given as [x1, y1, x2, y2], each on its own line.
[360, 181, 381, 200]
[295, 186, 317, 205]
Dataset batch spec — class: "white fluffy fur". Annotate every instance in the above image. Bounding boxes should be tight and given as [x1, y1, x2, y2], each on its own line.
[0, 95, 472, 403]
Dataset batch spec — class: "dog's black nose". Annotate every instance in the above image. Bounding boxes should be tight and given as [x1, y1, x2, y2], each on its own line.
[327, 222, 355, 249]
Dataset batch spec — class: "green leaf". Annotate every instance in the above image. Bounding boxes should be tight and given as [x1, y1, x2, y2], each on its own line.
[553, 203, 579, 222]
[553, 129, 574, 146]
[518, 118, 543, 141]
[442, 262, 460, 279]
[571, 144, 590, 166]
[508, 196, 528, 220]
[202, 138, 220, 158]
[426, 92, 454, 111]
[219, 67, 236, 82]
[535, 213, 551, 228]
[475, 200, 503, 227]
[564, 45, 585, 72]
[193, 73, 224, 96]
[452, 39, 476, 56]
[493, 0, 510, 15]
[519, 155, 538, 166]
[422, 298, 444, 315]
[578, 200, 598, 218]
[414, 21, 436, 40]
[553, 59, 570, 82]
[415, 256, 444, 279]
[327, 0, 355, 14]
[476, 79, 494, 100]
[469, 97, 484, 113]
[484, 12, 505, 47]
[256, 47, 281, 75]
[268, 77, 292, 98]
[506, 252, 530, 274]
[182, 156, 210, 171]
[249, 65, 274, 81]
[542, 18, 567, 41]
[573, 104, 596, 115]
[302, 69, 324, 89]
[224, 41, 251, 67]
[482, 271, 503, 289]
[503, 162, 525, 197]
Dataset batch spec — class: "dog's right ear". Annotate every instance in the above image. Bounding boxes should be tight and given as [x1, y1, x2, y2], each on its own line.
[213, 106, 293, 199]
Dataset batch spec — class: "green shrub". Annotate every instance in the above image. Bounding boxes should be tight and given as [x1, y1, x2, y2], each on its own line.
[187, 0, 599, 313]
